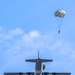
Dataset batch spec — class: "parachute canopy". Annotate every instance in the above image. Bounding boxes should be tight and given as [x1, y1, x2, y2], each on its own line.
[54, 9, 66, 18]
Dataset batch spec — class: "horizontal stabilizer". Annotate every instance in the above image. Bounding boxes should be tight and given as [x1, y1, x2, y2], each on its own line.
[40, 59, 53, 62]
[26, 59, 53, 62]
[25, 59, 38, 62]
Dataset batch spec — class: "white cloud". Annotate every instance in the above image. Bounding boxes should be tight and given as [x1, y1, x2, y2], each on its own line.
[22, 30, 40, 41]
[9, 28, 24, 35]
[29, 30, 40, 38]
[0, 28, 24, 41]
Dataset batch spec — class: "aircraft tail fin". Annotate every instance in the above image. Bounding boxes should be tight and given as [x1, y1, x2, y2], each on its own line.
[38, 50, 39, 59]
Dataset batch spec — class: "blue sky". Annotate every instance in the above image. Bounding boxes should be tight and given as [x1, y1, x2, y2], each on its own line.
[0, 0, 75, 75]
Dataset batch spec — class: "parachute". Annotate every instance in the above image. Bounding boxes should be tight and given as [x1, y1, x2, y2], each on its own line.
[54, 9, 66, 33]
[54, 9, 66, 18]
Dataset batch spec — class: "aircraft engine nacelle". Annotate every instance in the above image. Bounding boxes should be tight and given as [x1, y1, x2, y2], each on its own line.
[42, 64, 46, 70]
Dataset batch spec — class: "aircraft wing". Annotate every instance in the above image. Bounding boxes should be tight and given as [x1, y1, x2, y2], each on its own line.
[25, 59, 38, 62]
[40, 59, 53, 62]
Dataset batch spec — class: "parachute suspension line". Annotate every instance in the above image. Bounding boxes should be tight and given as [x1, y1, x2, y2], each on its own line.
[59, 26, 60, 30]
[56, 18, 63, 34]
[58, 18, 63, 34]
[55, 17, 62, 34]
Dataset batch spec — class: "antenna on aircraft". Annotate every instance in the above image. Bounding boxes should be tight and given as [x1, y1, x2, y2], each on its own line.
[38, 50, 39, 59]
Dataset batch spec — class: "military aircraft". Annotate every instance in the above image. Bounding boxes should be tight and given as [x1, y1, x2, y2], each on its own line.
[4, 51, 71, 75]
[25, 51, 53, 75]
